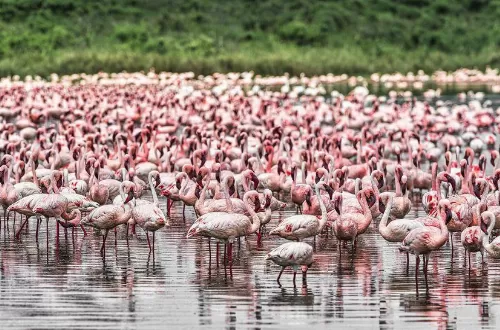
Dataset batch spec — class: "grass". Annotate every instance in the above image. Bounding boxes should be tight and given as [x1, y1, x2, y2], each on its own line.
[1, 0, 500, 77]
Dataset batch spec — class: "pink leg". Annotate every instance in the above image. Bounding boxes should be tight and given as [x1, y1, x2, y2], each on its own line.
[80, 224, 87, 236]
[293, 271, 297, 287]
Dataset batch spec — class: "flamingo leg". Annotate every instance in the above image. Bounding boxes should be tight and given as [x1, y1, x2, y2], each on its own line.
[56, 220, 60, 245]
[166, 198, 171, 217]
[208, 238, 212, 263]
[415, 255, 420, 295]
[406, 252, 410, 273]
[450, 233, 454, 261]
[146, 232, 152, 251]
[277, 266, 285, 286]
[114, 227, 117, 246]
[293, 271, 297, 287]
[423, 255, 429, 292]
[80, 224, 87, 236]
[153, 232, 155, 255]
[216, 242, 220, 268]
[182, 204, 186, 221]
[302, 269, 307, 288]
[46, 217, 49, 254]
[468, 251, 472, 270]
[15, 216, 29, 239]
[101, 229, 109, 257]
[36, 217, 40, 242]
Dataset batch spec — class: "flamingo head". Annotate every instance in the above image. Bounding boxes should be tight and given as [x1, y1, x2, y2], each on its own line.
[401, 175, 408, 195]
[124, 188, 134, 204]
[290, 165, 297, 181]
[364, 188, 376, 208]
[250, 171, 259, 190]
[480, 212, 492, 234]
[494, 169, 500, 190]
[186, 226, 200, 238]
[439, 173, 456, 193]
[438, 199, 453, 224]
[263, 189, 272, 209]
[323, 183, 334, 199]
[479, 155, 486, 172]
[491, 150, 499, 167]
[194, 183, 202, 199]
[333, 192, 343, 215]
[372, 170, 384, 189]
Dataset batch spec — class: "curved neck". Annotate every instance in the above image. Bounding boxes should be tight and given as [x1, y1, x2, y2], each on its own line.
[315, 185, 328, 232]
[301, 161, 307, 184]
[222, 178, 234, 213]
[148, 173, 159, 206]
[431, 164, 437, 191]
[244, 194, 261, 234]
[379, 198, 394, 234]
[265, 151, 274, 173]
[63, 169, 69, 187]
[358, 194, 372, 220]
[395, 176, 402, 197]
[30, 157, 39, 186]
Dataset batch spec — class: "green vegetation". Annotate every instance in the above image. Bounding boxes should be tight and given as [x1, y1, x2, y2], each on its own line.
[1, 0, 500, 76]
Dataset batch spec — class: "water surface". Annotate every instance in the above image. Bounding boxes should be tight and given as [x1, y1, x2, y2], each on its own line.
[0, 198, 498, 329]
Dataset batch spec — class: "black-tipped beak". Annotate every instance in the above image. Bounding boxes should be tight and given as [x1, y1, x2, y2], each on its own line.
[481, 220, 488, 234]
[473, 183, 482, 198]
[377, 177, 384, 189]
[251, 174, 259, 189]
[445, 208, 453, 224]
[125, 190, 134, 204]
[314, 175, 320, 184]
[325, 185, 334, 199]
[229, 184, 236, 197]
[176, 180, 181, 190]
[445, 175, 456, 193]
[305, 192, 311, 206]
[379, 200, 386, 214]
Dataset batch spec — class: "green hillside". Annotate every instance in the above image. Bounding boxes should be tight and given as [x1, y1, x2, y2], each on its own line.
[1, 0, 500, 76]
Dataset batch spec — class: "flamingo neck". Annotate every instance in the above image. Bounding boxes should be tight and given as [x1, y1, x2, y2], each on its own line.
[378, 197, 394, 236]
[431, 164, 437, 191]
[30, 157, 39, 186]
[148, 173, 159, 206]
[222, 177, 234, 213]
[395, 176, 402, 197]
[315, 185, 328, 233]
[244, 193, 261, 234]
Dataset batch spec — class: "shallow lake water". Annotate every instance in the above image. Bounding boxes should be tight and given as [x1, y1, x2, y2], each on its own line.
[0, 195, 499, 330]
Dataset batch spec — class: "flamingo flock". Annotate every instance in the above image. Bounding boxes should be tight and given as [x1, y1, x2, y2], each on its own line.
[0, 71, 500, 294]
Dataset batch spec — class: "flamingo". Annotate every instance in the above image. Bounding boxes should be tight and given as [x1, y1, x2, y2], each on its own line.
[266, 242, 313, 287]
[269, 182, 327, 242]
[399, 199, 452, 293]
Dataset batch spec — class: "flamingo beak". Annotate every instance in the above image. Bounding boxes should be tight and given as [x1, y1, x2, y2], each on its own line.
[125, 190, 134, 204]
[229, 184, 236, 197]
[251, 174, 260, 189]
[481, 219, 488, 234]
[445, 208, 453, 224]
[176, 180, 181, 190]
[379, 200, 386, 214]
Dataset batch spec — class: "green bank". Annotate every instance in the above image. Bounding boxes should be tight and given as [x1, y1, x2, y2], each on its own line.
[1, 0, 499, 77]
